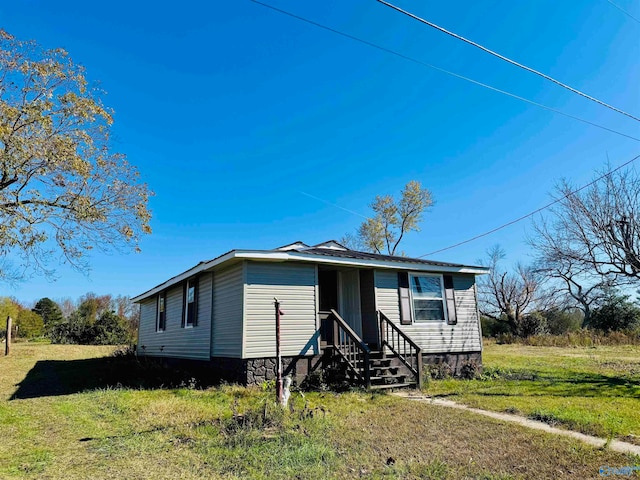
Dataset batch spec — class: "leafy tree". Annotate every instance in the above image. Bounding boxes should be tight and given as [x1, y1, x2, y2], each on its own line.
[0, 296, 20, 323]
[544, 307, 583, 335]
[587, 288, 640, 332]
[0, 29, 152, 280]
[33, 297, 63, 331]
[342, 181, 433, 255]
[92, 310, 132, 345]
[76, 293, 112, 324]
[15, 309, 43, 338]
[113, 294, 140, 338]
[48, 292, 132, 345]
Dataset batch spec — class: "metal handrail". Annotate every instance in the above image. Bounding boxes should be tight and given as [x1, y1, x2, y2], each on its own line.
[378, 310, 423, 389]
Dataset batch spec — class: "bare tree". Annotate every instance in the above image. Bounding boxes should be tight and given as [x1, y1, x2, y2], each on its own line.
[540, 167, 640, 280]
[57, 297, 76, 319]
[529, 166, 640, 325]
[530, 225, 616, 326]
[341, 180, 433, 255]
[478, 246, 549, 334]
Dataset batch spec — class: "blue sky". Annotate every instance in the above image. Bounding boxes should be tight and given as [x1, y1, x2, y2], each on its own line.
[2, 0, 639, 304]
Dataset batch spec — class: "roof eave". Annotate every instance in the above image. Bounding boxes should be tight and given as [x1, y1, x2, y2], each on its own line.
[132, 250, 488, 303]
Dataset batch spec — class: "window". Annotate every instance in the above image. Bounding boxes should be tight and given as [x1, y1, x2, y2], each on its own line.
[183, 277, 198, 327]
[409, 274, 446, 322]
[156, 292, 166, 331]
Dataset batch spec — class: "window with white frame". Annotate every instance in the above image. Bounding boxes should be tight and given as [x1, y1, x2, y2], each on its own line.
[409, 274, 447, 322]
[157, 291, 166, 331]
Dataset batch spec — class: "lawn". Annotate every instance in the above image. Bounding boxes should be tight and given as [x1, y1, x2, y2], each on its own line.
[0, 343, 638, 479]
[424, 341, 640, 445]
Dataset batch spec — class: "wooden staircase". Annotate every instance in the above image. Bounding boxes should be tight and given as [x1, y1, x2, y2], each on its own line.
[367, 350, 417, 390]
[320, 309, 423, 391]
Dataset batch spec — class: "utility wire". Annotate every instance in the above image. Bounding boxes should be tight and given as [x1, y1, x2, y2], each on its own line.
[420, 152, 640, 257]
[252, 0, 640, 256]
[607, 0, 640, 24]
[249, 0, 640, 143]
[376, 0, 640, 123]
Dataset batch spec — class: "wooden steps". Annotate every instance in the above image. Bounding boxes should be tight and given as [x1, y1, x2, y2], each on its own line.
[367, 350, 417, 390]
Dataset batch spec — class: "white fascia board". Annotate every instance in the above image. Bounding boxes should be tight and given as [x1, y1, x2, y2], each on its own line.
[132, 250, 488, 303]
[131, 251, 239, 303]
[265, 252, 490, 274]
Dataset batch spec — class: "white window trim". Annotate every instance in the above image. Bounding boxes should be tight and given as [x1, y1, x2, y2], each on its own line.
[156, 292, 166, 332]
[408, 273, 448, 323]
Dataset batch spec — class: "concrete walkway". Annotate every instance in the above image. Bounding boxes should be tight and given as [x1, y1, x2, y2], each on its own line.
[393, 391, 640, 456]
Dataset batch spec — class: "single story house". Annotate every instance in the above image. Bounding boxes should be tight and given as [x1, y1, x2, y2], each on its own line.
[132, 241, 489, 389]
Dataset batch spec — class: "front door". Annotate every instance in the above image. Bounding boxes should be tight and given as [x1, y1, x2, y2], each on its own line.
[338, 269, 362, 337]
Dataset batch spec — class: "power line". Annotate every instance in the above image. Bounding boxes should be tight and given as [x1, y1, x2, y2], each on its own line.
[420, 152, 640, 257]
[376, 0, 640, 123]
[607, 0, 640, 24]
[252, 0, 640, 256]
[249, 0, 640, 143]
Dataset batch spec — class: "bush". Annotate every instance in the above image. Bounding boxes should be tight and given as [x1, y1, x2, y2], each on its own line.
[545, 308, 583, 335]
[459, 360, 482, 379]
[481, 316, 511, 337]
[493, 329, 640, 347]
[426, 362, 452, 380]
[517, 312, 548, 337]
[588, 293, 640, 332]
[49, 310, 132, 345]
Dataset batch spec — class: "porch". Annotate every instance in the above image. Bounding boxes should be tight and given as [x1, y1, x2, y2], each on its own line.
[316, 265, 422, 390]
[318, 309, 422, 389]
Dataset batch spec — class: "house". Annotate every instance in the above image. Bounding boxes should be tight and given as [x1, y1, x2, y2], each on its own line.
[132, 241, 489, 389]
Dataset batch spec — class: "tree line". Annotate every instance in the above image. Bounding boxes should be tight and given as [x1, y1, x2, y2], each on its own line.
[0, 294, 138, 345]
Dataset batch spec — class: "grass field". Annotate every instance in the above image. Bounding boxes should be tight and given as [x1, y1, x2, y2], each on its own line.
[425, 341, 640, 445]
[0, 343, 638, 479]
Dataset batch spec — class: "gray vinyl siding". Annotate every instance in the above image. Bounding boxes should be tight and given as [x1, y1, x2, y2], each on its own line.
[375, 269, 482, 353]
[136, 274, 212, 360]
[244, 261, 318, 358]
[211, 263, 244, 358]
[137, 298, 156, 355]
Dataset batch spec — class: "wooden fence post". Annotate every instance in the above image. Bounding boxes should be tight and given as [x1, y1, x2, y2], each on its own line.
[5, 316, 12, 356]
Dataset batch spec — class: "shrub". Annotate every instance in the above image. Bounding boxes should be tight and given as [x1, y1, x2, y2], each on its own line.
[495, 329, 640, 347]
[459, 360, 482, 379]
[480, 316, 511, 337]
[427, 362, 452, 380]
[517, 312, 548, 337]
[588, 293, 640, 332]
[49, 310, 132, 345]
[545, 308, 582, 335]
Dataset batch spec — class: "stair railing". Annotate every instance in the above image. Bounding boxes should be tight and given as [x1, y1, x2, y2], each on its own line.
[378, 310, 423, 389]
[319, 310, 371, 389]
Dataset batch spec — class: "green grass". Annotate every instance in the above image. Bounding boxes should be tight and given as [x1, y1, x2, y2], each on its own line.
[424, 341, 640, 444]
[0, 343, 638, 479]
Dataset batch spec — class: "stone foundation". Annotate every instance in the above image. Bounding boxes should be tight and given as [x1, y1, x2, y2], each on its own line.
[244, 354, 325, 386]
[422, 351, 482, 376]
[141, 350, 482, 386]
